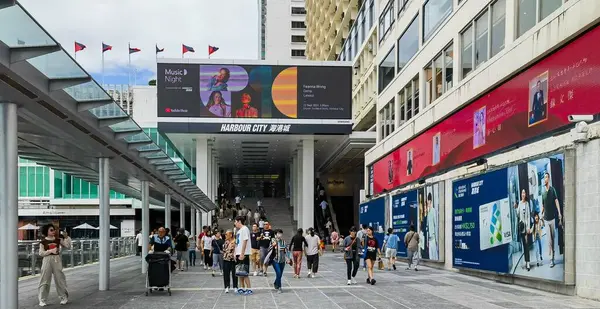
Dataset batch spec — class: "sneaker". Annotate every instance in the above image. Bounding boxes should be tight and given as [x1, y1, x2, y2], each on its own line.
[244, 290, 253, 295]
[351, 278, 357, 285]
[277, 288, 282, 294]
[406, 267, 411, 270]
[307, 272, 312, 278]
[39, 301, 47, 307]
[366, 278, 371, 284]
[253, 271, 258, 276]
[263, 272, 267, 277]
[59, 297, 68, 305]
[236, 289, 245, 295]
[370, 279, 376, 285]
[347, 280, 352, 285]
[212, 272, 215, 277]
[204, 265, 208, 270]
[225, 287, 230, 293]
[550, 260, 555, 268]
[415, 267, 419, 271]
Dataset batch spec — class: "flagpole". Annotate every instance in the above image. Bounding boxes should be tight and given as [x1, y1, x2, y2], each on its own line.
[128, 42, 131, 88]
[102, 48, 105, 86]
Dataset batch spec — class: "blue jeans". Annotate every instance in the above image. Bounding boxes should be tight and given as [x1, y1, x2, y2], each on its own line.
[189, 250, 196, 266]
[273, 262, 285, 289]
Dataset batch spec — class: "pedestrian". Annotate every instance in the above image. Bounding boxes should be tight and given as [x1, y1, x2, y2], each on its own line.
[343, 226, 359, 285]
[201, 229, 214, 270]
[254, 209, 261, 225]
[356, 224, 367, 271]
[38, 224, 72, 306]
[135, 230, 142, 256]
[222, 230, 238, 293]
[174, 228, 190, 271]
[235, 195, 242, 210]
[330, 229, 339, 252]
[188, 235, 197, 266]
[404, 225, 420, 271]
[259, 221, 274, 276]
[383, 228, 399, 270]
[234, 216, 253, 295]
[364, 226, 381, 285]
[289, 228, 308, 278]
[250, 224, 261, 276]
[212, 231, 224, 276]
[258, 217, 265, 233]
[197, 226, 208, 267]
[305, 228, 322, 278]
[270, 229, 290, 293]
[247, 208, 253, 225]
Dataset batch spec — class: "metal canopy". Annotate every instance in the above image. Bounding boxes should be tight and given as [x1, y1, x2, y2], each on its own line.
[0, 2, 215, 212]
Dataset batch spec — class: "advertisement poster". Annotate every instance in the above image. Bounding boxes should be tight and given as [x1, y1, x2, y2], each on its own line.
[417, 183, 441, 261]
[391, 191, 418, 257]
[157, 63, 351, 120]
[359, 197, 386, 246]
[372, 24, 600, 194]
[452, 154, 565, 281]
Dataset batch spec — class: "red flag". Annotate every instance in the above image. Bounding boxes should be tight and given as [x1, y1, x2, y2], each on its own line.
[102, 43, 112, 53]
[208, 45, 219, 56]
[129, 47, 141, 54]
[74, 41, 86, 52]
[182, 44, 195, 54]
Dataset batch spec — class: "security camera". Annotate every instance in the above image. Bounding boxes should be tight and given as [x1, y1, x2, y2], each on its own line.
[568, 115, 594, 122]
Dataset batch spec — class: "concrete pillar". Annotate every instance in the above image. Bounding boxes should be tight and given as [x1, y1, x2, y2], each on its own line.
[290, 159, 295, 209]
[180, 203, 185, 229]
[301, 139, 315, 232]
[164, 194, 171, 229]
[0, 102, 18, 309]
[98, 157, 110, 291]
[293, 153, 299, 224]
[196, 138, 210, 228]
[195, 210, 201, 235]
[141, 181, 150, 273]
[190, 207, 196, 237]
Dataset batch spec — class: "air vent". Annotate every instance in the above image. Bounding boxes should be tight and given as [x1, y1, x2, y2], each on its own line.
[120, 154, 133, 162]
[38, 100, 68, 119]
[89, 134, 108, 146]
[0, 74, 38, 99]
[67, 120, 90, 134]
[107, 146, 121, 156]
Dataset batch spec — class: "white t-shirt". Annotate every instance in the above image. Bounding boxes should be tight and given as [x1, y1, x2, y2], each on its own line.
[305, 235, 320, 255]
[235, 196, 241, 203]
[235, 225, 251, 256]
[202, 235, 213, 250]
[259, 220, 265, 228]
[136, 233, 143, 246]
[257, 200, 262, 207]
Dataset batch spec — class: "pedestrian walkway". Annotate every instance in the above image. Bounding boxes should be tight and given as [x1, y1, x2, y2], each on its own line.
[18, 252, 600, 309]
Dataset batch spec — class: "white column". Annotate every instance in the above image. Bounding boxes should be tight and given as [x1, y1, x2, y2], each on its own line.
[296, 150, 303, 228]
[0, 102, 18, 309]
[180, 203, 185, 229]
[190, 207, 196, 237]
[301, 139, 315, 232]
[98, 157, 110, 291]
[196, 138, 210, 229]
[195, 210, 201, 234]
[164, 194, 171, 229]
[289, 160, 295, 208]
[141, 180, 150, 274]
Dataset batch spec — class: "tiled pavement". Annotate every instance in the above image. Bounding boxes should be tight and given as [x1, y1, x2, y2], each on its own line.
[18, 253, 600, 309]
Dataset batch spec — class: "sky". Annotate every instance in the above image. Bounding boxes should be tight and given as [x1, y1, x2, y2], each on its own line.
[18, 0, 260, 85]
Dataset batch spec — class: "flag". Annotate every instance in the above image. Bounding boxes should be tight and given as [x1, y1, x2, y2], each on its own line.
[156, 45, 164, 54]
[182, 44, 195, 54]
[102, 43, 112, 52]
[208, 45, 219, 56]
[74, 41, 86, 52]
[129, 45, 141, 54]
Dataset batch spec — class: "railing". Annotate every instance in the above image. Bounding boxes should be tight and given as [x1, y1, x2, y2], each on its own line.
[17, 237, 136, 278]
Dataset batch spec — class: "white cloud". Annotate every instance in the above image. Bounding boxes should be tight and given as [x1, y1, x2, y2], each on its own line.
[18, 0, 260, 75]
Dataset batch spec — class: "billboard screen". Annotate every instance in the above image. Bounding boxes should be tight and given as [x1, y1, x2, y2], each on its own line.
[391, 191, 418, 257]
[372, 25, 600, 194]
[359, 197, 386, 246]
[157, 63, 351, 120]
[452, 154, 565, 281]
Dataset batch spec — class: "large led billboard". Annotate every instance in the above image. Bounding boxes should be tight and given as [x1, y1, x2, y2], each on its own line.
[371, 25, 600, 194]
[157, 61, 352, 134]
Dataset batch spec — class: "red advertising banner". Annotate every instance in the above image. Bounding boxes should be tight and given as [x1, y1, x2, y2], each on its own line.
[373, 25, 600, 194]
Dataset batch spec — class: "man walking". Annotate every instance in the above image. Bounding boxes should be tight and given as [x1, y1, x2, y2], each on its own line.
[234, 216, 253, 295]
[259, 222, 274, 276]
[383, 228, 399, 270]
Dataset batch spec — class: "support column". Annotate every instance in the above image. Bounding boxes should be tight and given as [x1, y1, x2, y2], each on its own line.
[190, 207, 196, 237]
[141, 180, 150, 273]
[195, 210, 201, 234]
[180, 203, 185, 229]
[196, 139, 210, 228]
[0, 102, 18, 309]
[301, 139, 315, 232]
[98, 157, 110, 291]
[296, 150, 303, 228]
[291, 155, 297, 223]
[164, 194, 171, 229]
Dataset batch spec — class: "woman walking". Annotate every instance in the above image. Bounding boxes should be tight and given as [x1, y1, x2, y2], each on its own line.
[270, 229, 290, 293]
[343, 227, 359, 285]
[364, 226, 381, 285]
[201, 230, 214, 270]
[212, 231, 225, 276]
[305, 228, 322, 278]
[330, 229, 339, 252]
[222, 230, 238, 293]
[38, 224, 72, 306]
[289, 228, 308, 278]
[517, 189, 532, 271]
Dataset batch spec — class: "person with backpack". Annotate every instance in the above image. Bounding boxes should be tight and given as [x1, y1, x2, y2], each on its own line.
[404, 225, 420, 271]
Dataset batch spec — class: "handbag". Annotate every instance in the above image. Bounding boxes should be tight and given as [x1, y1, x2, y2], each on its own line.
[235, 261, 249, 277]
[377, 258, 385, 270]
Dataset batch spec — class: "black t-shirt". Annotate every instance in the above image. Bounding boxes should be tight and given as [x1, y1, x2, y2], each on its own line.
[366, 236, 379, 252]
[259, 229, 273, 248]
[212, 238, 225, 254]
[289, 235, 308, 251]
[543, 186, 558, 221]
[174, 234, 188, 251]
[250, 232, 260, 249]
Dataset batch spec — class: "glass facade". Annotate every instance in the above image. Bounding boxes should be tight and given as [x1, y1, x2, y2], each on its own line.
[19, 164, 50, 197]
[145, 128, 196, 183]
[53, 171, 126, 199]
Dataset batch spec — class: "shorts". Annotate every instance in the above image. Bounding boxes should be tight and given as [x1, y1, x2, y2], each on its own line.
[250, 248, 260, 263]
[259, 247, 269, 263]
[385, 248, 397, 258]
[365, 251, 377, 261]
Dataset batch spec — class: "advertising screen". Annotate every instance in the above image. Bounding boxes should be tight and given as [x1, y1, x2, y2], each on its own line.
[157, 63, 351, 119]
[417, 183, 441, 261]
[452, 154, 565, 281]
[391, 191, 418, 257]
[359, 197, 386, 246]
[372, 24, 600, 194]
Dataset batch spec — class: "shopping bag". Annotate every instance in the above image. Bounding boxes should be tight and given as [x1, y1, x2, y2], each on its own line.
[235, 262, 249, 277]
[377, 258, 385, 270]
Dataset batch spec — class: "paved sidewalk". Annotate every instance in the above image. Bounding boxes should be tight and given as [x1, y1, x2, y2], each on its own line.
[18, 253, 600, 309]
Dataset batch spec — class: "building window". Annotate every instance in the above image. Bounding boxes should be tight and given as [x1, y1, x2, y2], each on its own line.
[291, 35, 306, 43]
[369, 0, 374, 29]
[291, 21, 306, 29]
[378, 47, 396, 93]
[518, 0, 564, 37]
[397, 14, 419, 72]
[291, 49, 305, 57]
[291, 7, 306, 15]
[379, 99, 396, 139]
[398, 0, 409, 15]
[425, 42, 453, 105]
[398, 76, 419, 121]
[423, 0, 452, 42]
[461, 0, 506, 79]
[379, 0, 395, 43]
